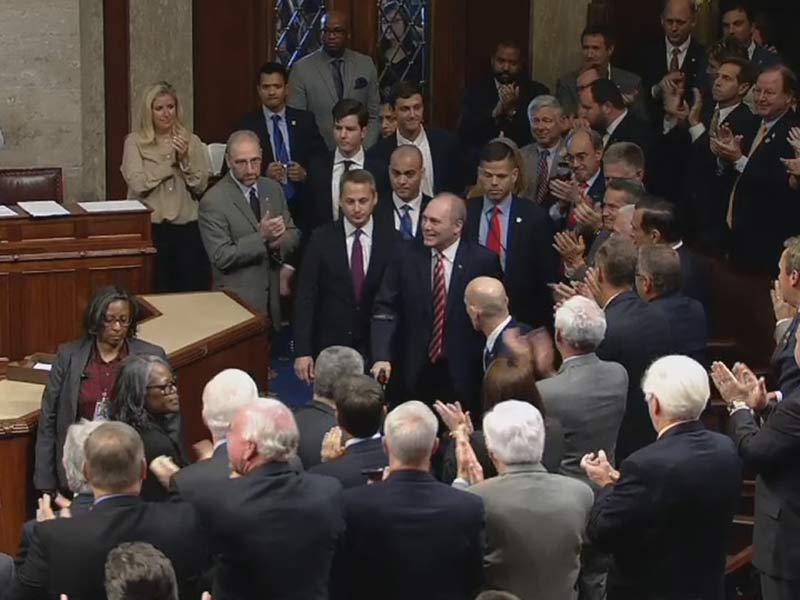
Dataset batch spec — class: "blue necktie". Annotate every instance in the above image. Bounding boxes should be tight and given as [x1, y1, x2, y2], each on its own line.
[399, 205, 414, 240]
[271, 114, 295, 202]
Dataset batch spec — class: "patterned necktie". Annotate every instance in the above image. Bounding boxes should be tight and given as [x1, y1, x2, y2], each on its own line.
[331, 59, 344, 100]
[535, 149, 550, 204]
[429, 252, 447, 363]
[248, 187, 260, 221]
[669, 47, 680, 72]
[351, 229, 365, 303]
[486, 206, 503, 258]
[270, 114, 295, 201]
[399, 205, 414, 240]
[709, 106, 721, 139]
[727, 122, 769, 228]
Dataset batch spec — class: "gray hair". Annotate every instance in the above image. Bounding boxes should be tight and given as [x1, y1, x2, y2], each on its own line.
[483, 400, 545, 465]
[642, 355, 709, 421]
[63, 420, 104, 494]
[527, 94, 563, 126]
[555, 296, 607, 352]
[384, 401, 438, 465]
[237, 398, 299, 462]
[782, 236, 800, 273]
[202, 369, 259, 440]
[606, 178, 645, 204]
[105, 542, 177, 600]
[226, 129, 261, 156]
[313, 346, 365, 399]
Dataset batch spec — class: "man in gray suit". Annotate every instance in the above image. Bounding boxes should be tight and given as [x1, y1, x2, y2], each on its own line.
[519, 95, 568, 203]
[463, 400, 594, 600]
[199, 130, 300, 327]
[555, 25, 646, 120]
[288, 10, 380, 150]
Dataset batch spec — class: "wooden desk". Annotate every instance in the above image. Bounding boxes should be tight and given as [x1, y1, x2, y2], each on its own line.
[0, 204, 155, 360]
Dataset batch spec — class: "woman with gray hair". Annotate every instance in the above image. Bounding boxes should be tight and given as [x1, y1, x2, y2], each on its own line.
[108, 354, 184, 501]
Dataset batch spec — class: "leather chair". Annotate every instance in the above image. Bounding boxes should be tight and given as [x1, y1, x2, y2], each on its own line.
[0, 167, 63, 205]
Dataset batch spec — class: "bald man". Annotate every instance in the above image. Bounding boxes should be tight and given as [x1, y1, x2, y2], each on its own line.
[374, 145, 432, 241]
[465, 277, 532, 371]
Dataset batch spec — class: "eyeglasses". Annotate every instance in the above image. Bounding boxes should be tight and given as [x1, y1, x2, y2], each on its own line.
[103, 315, 131, 327]
[322, 26, 347, 36]
[147, 379, 178, 394]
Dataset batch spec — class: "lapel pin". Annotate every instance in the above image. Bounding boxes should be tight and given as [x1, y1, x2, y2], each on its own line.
[291, 120, 297, 126]
[515, 217, 522, 224]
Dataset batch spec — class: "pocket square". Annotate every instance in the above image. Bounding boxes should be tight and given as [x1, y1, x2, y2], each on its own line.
[354, 77, 368, 90]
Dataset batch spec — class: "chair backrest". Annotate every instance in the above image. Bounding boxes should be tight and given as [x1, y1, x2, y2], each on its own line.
[207, 143, 227, 177]
[0, 167, 63, 206]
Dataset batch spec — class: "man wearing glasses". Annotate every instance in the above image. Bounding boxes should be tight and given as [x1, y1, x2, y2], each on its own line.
[288, 10, 381, 150]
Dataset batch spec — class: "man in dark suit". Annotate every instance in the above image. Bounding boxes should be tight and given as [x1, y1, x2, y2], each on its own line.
[294, 170, 398, 376]
[0, 554, 13, 600]
[374, 145, 431, 241]
[465, 140, 558, 328]
[309, 374, 387, 488]
[369, 81, 462, 197]
[235, 61, 325, 236]
[185, 399, 345, 600]
[721, 1, 782, 70]
[593, 237, 672, 462]
[636, 244, 708, 365]
[11, 422, 210, 600]
[294, 346, 365, 469]
[333, 400, 484, 600]
[306, 99, 385, 231]
[580, 79, 654, 157]
[771, 238, 800, 399]
[371, 193, 503, 412]
[459, 40, 549, 176]
[713, 64, 798, 274]
[584, 355, 742, 600]
[549, 128, 606, 231]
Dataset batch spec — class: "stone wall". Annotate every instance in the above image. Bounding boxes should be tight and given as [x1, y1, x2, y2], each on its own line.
[531, 0, 591, 92]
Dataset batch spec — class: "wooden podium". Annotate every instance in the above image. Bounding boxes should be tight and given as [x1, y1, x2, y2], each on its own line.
[0, 204, 155, 360]
[0, 291, 269, 555]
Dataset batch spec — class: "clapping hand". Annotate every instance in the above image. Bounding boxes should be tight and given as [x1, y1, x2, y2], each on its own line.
[149, 455, 180, 490]
[321, 426, 346, 462]
[37, 493, 72, 522]
[455, 430, 484, 485]
[580, 449, 620, 487]
[576, 267, 602, 304]
[710, 361, 768, 411]
[171, 131, 189, 161]
[710, 124, 744, 162]
[549, 178, 580, 207]
[494, 83, 520, 116]
[553, 231, 586, 268]
[259, 210, 286, 243]
[433, 400, 473, 435]
[788, 127, 800, 157]
[574, 202, 602, 232]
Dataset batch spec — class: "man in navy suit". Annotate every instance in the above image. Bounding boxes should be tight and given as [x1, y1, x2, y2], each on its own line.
[332, 401, 484, 600]
[371, 193, 503, 412]
[235, 62, 325, 236]
[549, 128, 606, 231]
[464, 276, 531, 372]
[580, 79, 653, 159]
[309, 374, 387, 488]
[294, 170, 398, 378]
[583, 355, 742, 600]
[771, 238, 800, 400]
[465, 140, 558, 328]
[368, 81, 463, 197]
[721, 1, 781, 70]
[374, 145, 431, 241]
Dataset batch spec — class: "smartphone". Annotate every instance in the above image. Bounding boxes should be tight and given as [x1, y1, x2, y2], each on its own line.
[361, 467, 386, 483]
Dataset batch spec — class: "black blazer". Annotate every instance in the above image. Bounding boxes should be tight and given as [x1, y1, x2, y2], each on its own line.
[188, 462, 344, 600]
[368, 128, 464, 196]
[371, 239, 503, 413]
[294, 400, 337, 470]
[308, 437, 388, 489]
[465, 196, 558, 328]
[597, 290, 672, 462]
[729, 390, 800, 579]
[772, 315, 800, 398]
[305, 151, 385, 232]
[34, 337, 168, 492]
[649, 292, 708, 365]
[334, 469, 484, 600]
[373, 191, 432, 241]
[639, 38, 706, 118]
[606, 111, 654, 159]
[294, 218, 399, 360]
[485, 318, 532, 371]
[588, 421, 742, 600]
[137, 413, 185, 502]
[11, 495, 210, 600]
[677, 243, 713, 314]
[174, 442, 230, 500]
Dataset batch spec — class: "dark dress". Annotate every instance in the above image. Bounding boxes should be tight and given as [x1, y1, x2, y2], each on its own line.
[137, 412, 185, 501]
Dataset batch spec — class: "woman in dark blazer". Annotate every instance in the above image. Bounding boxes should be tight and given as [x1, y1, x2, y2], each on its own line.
[108, 354, 185, 501]
[34, 287, 168, 495]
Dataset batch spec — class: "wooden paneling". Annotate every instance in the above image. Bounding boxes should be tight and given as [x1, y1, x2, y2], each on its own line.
[0, 433, 36, 555]
[19, 270, 78, 356]
[104, 0, 131, 200]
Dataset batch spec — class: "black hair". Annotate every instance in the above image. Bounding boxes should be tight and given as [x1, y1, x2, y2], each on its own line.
[82, 286, 140, 340]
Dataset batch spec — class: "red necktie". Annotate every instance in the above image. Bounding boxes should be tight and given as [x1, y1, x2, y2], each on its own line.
[567, 183, 589, 228]
[351, 229, 365, 303]
[429, 252, 446, 363]
[486, 206, 503, 257]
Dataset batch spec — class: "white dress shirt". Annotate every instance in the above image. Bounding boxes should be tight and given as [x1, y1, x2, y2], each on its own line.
[602, 109, 628, 147]
[666, 36, 691, 71]
[687, 103, 740, 142]
[431, 238, 460, 290]
[332, 147, 365, 220]
[344, 216, 374, 273]
[485, 315, 512, 356]
[231, 176, 259, 207]
[397, 126, 435, 197]
[392, 192, 423, 236]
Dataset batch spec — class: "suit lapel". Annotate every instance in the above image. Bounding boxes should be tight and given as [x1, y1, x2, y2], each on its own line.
[335, 222, 356, 302]
[313, 52, 340, 104]
[447, 242, 468, 314]
[506, 198, 521, 276]
[342, 50, 356, 96]
[416, 244, 433, 319]
[69, 339, 93, 420]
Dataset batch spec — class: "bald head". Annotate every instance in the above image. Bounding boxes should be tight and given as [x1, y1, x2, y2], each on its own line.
[390, 145, 425, 201]
[465, 276, 509, 334]
[321, 10, 349, 56]
[662, 0, 696, 46]
[421, 193, 467, 250]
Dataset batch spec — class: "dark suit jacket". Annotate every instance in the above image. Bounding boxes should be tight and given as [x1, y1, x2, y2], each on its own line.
[649, 292, 708, 365]
[639, 37, 706, 120]
[138, 413, 185, 502]
[588, 421, 742, 600]
[772, 315, 800, 398]
[597, 290, 672, 462]
[458, 74, 550, 176]
[730, 110, 800, 273]
[729, 391, 800, 579]
[371, 239, 503, 413]
[294, 400, 337, 469]
[484, 318, 532, 371]
[305, 151, 385, 231]
[33, 337, 167, 492]
[334, 469, 484, 600]
[676, 243, 713, 314]
[368, 129, 463, 196]
[294, 219, 398, 360]
[606, 110, 654, 159]
[373, 191, 432, 241]
[11, 495, 210, 600]
[465, 196, 558, 328]
[308, 437, 387, 489]
[751, 44, 782, 70]
[174, 442, 230, 499]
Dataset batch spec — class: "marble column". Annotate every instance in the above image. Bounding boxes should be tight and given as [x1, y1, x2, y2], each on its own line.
[530, 0, 591, 91]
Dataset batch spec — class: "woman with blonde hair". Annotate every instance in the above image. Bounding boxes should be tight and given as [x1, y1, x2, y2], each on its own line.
[121, 81, 211, 292]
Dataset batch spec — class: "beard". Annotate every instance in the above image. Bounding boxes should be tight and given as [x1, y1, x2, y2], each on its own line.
[494, 70, 518, 85]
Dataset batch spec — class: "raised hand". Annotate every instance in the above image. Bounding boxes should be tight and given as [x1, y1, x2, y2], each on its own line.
[320, 426, 346, 462]
[580, 449, 620, 487]
[788, 127, 800, 157]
